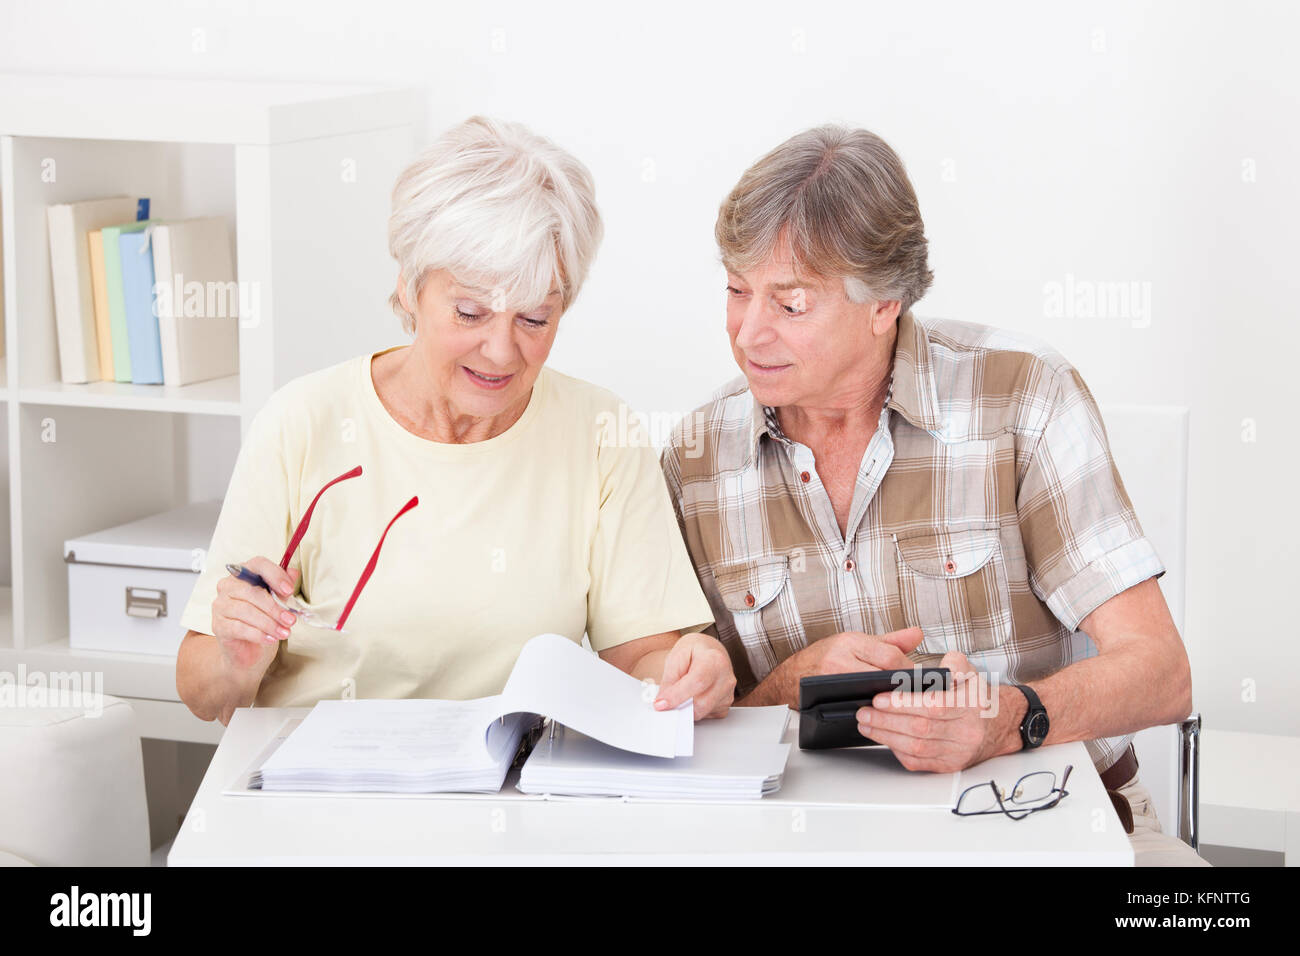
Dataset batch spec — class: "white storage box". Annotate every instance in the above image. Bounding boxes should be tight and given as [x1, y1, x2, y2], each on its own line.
[64, 500, 222, 656]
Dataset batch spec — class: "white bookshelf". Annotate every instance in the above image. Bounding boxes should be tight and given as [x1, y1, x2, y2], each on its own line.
[17, 373, 241, 416]
[0, 73, 419, 743]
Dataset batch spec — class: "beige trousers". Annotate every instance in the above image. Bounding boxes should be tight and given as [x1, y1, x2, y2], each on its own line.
[1116, 772, 1211, 866]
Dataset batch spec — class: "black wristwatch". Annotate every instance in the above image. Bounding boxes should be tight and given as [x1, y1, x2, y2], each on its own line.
[1013, 684, 1049, 749]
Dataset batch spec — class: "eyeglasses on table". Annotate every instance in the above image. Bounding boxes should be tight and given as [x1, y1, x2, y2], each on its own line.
[952, 764, 1073, 821]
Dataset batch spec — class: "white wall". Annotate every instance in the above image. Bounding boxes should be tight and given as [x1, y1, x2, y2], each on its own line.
[3, 0, 1295, 736]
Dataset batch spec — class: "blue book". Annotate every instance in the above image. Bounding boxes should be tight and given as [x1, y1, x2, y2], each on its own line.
[117, 225, 164, 384]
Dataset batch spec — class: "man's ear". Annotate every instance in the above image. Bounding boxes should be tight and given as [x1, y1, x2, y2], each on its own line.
[871, 299, 903, 336]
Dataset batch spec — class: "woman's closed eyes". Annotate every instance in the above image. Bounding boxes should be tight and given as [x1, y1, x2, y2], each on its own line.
[453, 301, 550, 329]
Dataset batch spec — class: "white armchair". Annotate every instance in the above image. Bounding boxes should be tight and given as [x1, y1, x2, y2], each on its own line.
[0, 693, 150, 866]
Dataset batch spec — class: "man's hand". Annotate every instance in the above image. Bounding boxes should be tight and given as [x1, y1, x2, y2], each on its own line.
[654, 632, 736, 720]
[798, 627, 925, 676]
[738, 626, 925, 706]
[856, 649, 1002, 773]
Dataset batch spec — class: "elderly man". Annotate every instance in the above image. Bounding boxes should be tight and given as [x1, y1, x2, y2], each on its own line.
[661, 125, 1205, 866]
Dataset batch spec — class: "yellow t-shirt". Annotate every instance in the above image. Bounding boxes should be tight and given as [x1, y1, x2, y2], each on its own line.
[179, 347, 715, 706]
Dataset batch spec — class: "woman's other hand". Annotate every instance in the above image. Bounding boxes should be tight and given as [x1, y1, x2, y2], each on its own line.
[654, 632, 736, 720]
[212, 556, 300, 674]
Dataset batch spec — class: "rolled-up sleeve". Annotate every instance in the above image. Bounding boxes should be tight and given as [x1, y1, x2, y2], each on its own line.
[1017, 365, 1166, 632]
[179, 394, 297, 637]
[584, 407, 716, 652]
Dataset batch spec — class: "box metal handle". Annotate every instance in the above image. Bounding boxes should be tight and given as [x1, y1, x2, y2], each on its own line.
[125, 586, 168, 619]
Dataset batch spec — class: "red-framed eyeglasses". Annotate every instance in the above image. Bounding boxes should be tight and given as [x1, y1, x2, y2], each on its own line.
[275, 465, 418, 632]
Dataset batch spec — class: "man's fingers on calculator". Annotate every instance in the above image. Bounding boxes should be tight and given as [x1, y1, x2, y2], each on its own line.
[878, 626, 924, 652]
[244, 555, 295, 596]
[854, 638, 913, 670]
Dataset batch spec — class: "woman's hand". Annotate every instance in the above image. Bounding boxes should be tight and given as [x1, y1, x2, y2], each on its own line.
[212, 556, 300, 675]
[654, 632, 736, 721]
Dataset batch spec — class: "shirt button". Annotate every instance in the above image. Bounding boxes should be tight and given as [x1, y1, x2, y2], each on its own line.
[744, 592, 755, 608]
[944, 558, 956, 573]
[844, 559, 855, 572]
[800, 471, 811, 483]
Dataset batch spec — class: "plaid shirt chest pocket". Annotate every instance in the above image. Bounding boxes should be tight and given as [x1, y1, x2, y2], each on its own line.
[893, 523, 1016, 657]
[712, 555, 806, 673]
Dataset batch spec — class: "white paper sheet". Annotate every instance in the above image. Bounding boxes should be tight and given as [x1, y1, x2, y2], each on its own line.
[497, 633, 694, 758]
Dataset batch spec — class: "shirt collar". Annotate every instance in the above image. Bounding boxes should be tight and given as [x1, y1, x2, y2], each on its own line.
[886, 309, 944, 432]
[748, 310, 944, 462]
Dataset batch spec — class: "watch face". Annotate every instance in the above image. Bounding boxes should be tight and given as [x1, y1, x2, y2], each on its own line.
[1027, 712, 1049, 744]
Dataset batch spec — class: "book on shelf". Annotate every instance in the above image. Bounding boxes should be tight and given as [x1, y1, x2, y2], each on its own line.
[45, 196, 148, 384]
[151, 217, 239, 386]
[85, 214, 240, 387]
[86, 230, 114, 380]
[234, 632, 792, 802]
[100, 218, 152, 383]
[117, 223, 165, 384]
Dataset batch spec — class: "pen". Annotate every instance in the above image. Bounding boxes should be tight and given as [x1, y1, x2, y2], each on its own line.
[226, 563, 308, 620]
[225, 563, 275, 593]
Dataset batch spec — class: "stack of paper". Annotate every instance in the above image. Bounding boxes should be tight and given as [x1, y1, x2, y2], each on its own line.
[252, 701, 536, 793]
[251, 633, 694, 795]
[519, 705, 792, 801]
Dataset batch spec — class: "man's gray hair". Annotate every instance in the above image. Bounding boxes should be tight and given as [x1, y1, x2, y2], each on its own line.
[387, 116, 603, 334]
[715, 125, 933, 315]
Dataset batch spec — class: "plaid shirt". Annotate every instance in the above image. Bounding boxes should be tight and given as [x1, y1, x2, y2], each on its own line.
[661, 310, 1165, 775]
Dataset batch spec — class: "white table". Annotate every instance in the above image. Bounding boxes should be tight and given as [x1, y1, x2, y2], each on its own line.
[168, 707, 1134, 865]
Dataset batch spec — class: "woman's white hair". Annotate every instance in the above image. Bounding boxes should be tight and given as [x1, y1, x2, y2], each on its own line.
[387, 116, 603, 334]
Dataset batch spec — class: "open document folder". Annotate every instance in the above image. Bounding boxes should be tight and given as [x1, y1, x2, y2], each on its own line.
[243, 633, 791, 799]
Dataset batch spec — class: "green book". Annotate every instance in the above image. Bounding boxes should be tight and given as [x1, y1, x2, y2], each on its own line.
[101, 219, 157, 382]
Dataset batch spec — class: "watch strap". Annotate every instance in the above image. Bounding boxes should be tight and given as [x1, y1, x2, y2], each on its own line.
[1013, 683, 1047, 749]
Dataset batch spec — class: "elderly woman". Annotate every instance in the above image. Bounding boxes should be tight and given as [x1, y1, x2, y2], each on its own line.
[177, 116, 733, 726]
